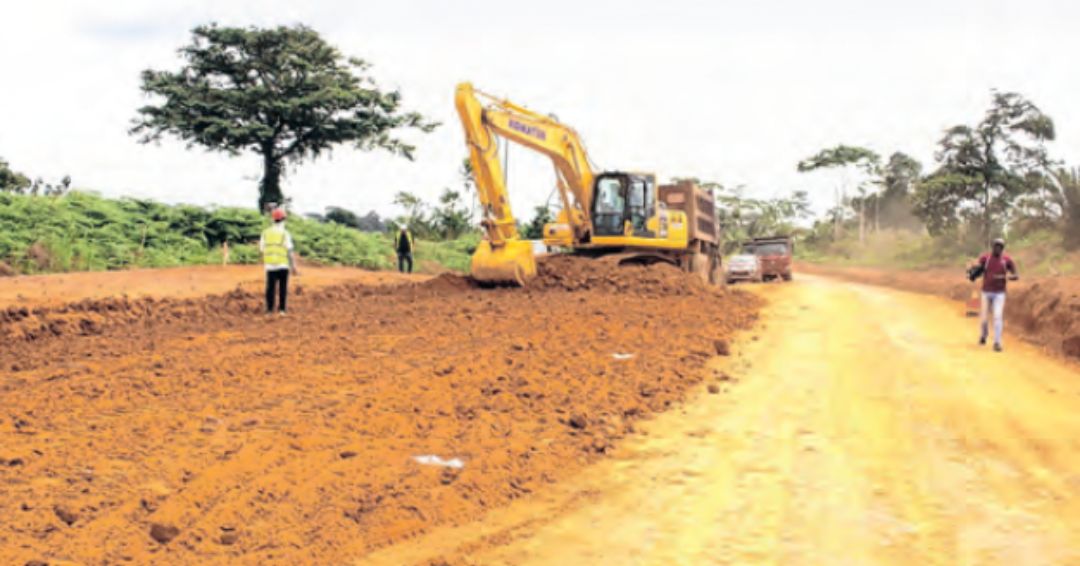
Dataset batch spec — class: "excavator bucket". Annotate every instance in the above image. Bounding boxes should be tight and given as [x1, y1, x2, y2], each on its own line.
[471, 239, 537, 286]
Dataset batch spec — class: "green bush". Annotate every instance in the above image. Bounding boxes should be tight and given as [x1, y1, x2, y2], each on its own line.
[0, 191, 476, 275]
[414, 232, 480, 272]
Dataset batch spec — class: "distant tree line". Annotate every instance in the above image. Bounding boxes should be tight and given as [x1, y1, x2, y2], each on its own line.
[797, 90, 1080, 252]
[388, 187, 474, 240]
[307, 207, 388, 232]
[0, 157, 72, 197]
[309, 158, 478, 241]
[662, 177, 811, 253]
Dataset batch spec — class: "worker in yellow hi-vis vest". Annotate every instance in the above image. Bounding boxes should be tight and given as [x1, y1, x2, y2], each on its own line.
[259, 208, 299, 315]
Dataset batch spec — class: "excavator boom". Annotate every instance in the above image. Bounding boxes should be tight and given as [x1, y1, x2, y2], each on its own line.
[455, 82, 599, 284]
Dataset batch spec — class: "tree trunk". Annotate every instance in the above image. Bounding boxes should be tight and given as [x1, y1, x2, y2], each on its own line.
[1066, 218, 1080, 250]
[1065, 192, 1080, 250]
[858, 199, 865, 244]
[259, 147, 284, 212]
[868, 197, 876, 233]
[1063, 169, 1080, 249]
[983, 182, 992, 248]
[833, 187, 841, 239]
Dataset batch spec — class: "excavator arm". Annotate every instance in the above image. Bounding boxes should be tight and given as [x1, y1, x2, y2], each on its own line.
[455, 82, 598, 284]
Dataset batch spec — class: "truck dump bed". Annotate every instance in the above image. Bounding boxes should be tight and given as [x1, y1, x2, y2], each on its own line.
[658, 180, 718, 245]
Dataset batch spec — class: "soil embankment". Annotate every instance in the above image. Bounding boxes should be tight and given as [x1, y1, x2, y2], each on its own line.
[0, 258, 760, 565]
[799, 263, 1080, 359]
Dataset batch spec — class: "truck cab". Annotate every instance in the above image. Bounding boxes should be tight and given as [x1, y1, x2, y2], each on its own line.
[741, 236, 793, 281]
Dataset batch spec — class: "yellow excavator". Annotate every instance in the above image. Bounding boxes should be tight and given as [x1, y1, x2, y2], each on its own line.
[455, 82, 721, 286]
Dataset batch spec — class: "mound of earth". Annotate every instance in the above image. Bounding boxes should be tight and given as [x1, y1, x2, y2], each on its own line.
[1008, 278, 1080, 358]
[532, 255, 710, 295]
[1, 261, 761, 565]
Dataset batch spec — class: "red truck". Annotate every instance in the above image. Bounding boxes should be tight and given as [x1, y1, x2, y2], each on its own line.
[741, 236, 793, 281]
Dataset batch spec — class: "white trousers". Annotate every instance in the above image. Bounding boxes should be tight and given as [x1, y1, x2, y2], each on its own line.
[980, 291, 1006, 345]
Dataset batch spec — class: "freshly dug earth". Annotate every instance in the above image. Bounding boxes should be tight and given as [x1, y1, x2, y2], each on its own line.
[0, 257, 761, 565]
[0, 264, 419, 310]
[799, 263, 1080, 359]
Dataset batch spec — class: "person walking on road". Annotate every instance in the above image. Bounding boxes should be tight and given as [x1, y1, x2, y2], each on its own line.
[968, 238, 1018, 351]
[395, 226, 414, 273]
[260, 208, 299, 316]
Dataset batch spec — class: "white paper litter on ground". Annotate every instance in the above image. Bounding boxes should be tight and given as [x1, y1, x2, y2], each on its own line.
[612, 353, 635, 360]
[412, 455, 465, 468]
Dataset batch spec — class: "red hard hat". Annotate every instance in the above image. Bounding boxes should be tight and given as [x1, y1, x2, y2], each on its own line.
[271, 208, 287, 221]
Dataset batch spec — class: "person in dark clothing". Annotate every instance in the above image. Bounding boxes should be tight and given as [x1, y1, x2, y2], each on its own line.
[395, 227, 414, 273]
[266, 269, 289, 313]
[968, 238, 1018, 351]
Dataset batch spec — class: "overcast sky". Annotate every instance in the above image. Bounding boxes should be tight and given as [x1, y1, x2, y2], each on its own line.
[2, 0, 1078, 221]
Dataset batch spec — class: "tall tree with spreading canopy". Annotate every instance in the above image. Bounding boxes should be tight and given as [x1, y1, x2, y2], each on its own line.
[797, 145, 881, 242]
[914, 91, 1054, 244]
[132, 24, 437, 211]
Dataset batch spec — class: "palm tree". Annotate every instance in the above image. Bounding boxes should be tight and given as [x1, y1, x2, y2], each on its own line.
[1047, 167, 1080, 249]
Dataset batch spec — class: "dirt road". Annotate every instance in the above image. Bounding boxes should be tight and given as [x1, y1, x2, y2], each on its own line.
[797, 263, 1080, 360]
[368, 275, 1080, 565]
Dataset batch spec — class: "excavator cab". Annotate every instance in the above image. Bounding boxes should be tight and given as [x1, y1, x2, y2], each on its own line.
[591, 172, 657, 238]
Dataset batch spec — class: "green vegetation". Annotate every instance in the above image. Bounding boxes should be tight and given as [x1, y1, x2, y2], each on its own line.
[132, 24, 436, 210]
[795, 90, 1079, 272]
[520, 205, 554, 240]
[715, 188, 811, 253]
[796, 229, 1080, 276]
[0, 191, 475, 275]
[414, 233, 481, 273]
[669, 178, 811, 254]
[797, 145, 922, 242]
[0, 159, 31, 194]
[390, 189, 476, 241]
[377, 159, 480, 241]
[0, 158, 72, 197]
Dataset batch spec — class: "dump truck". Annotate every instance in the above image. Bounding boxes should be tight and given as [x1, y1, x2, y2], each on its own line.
[741, 236, 793, 281]
[455, 82, 721, 286]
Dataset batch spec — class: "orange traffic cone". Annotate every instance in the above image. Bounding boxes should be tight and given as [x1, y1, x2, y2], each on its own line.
[965, 287, 980, 317]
